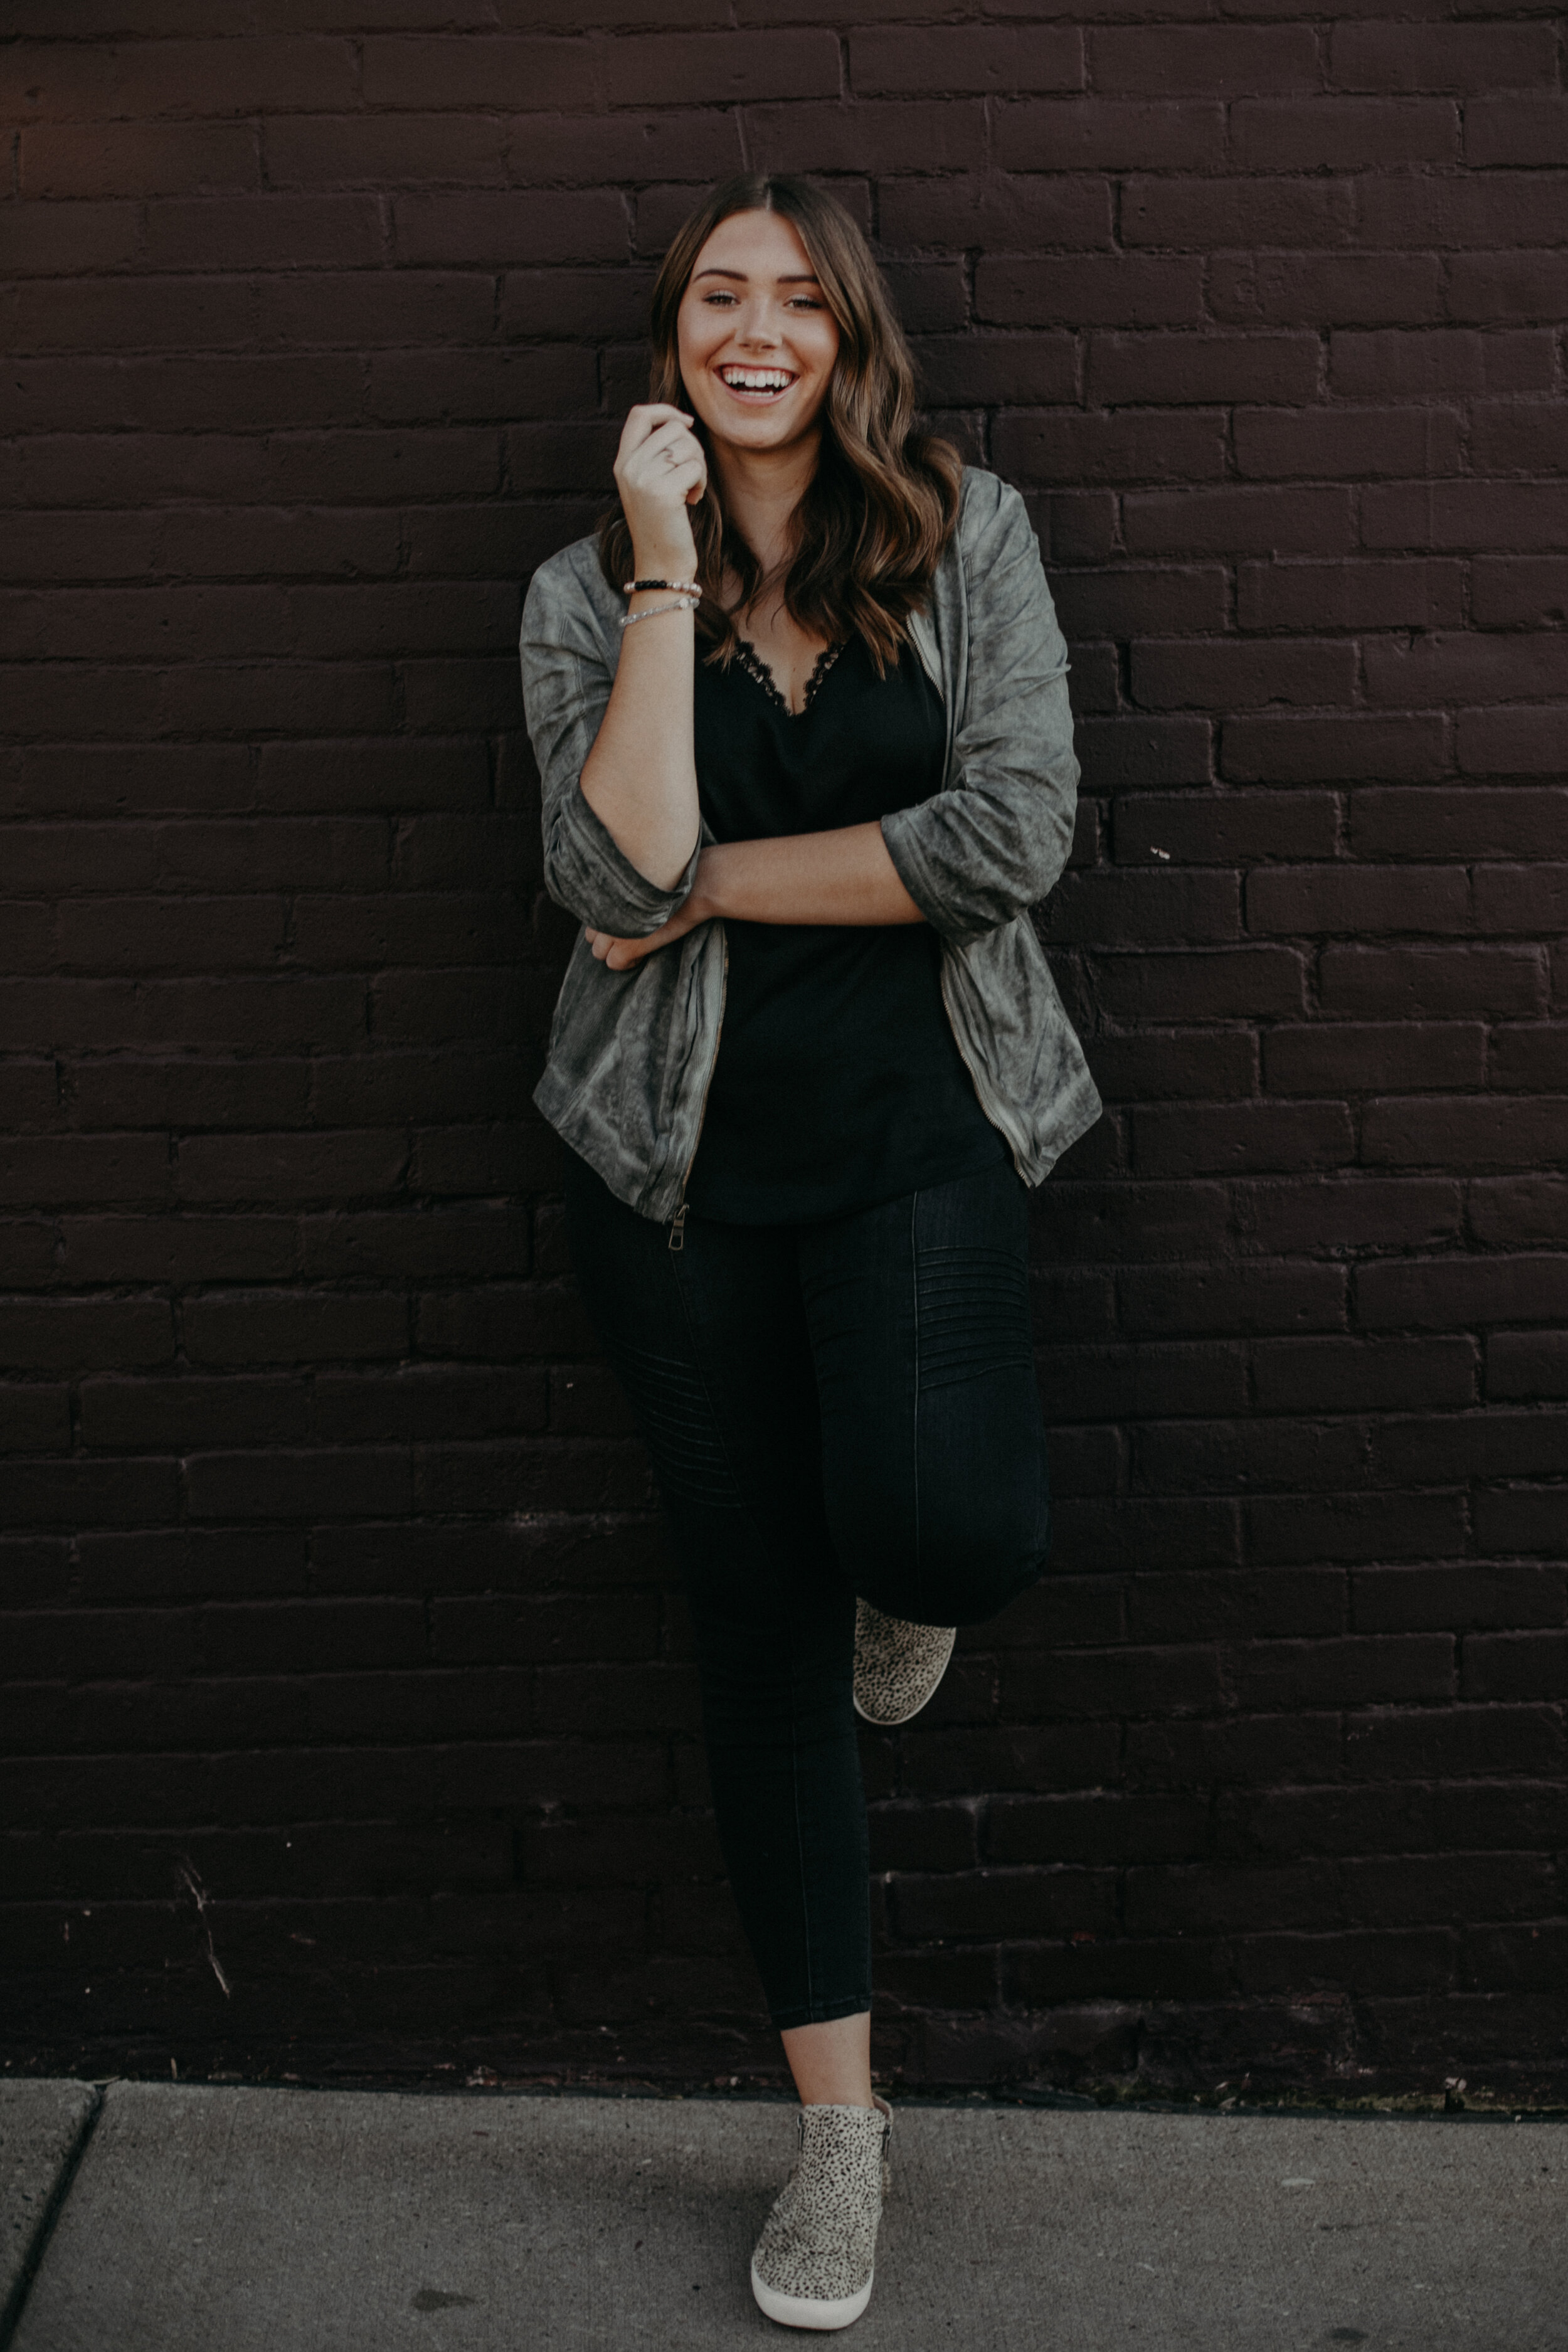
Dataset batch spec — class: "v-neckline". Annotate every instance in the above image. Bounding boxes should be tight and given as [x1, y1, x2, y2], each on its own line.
[733, 635, 844, 719]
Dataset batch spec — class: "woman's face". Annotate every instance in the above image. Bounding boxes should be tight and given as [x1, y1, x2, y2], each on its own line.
[676, 209, 841, 458]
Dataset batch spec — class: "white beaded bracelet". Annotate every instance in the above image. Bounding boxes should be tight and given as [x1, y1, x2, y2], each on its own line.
[618, 595, 698, 629]
[622, 578, 699, 595]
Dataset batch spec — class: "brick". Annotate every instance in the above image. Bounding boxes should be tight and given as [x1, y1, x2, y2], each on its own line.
[21, 121, 260, 197]
[1234, 406, 1462, 483]
[1467, 97, 1568, 170]
[0, 1136, 171, 1209]
[1370, 457, 1568, 545]
[1490, 1029, 1568, 1093]
[1340, 335, 1554, 405]
[1232, 98, 1458, 171]
[880, 175, 1111, 254]
[1264, 1022, 1486, 1096]
[1133, 638, 1355, 712]
[394, 191, 627, 267]
[1254, 1337, 1476, 1414]
[1330, 21, 1556, 94]
[61, 1214, 299, 1283]
[1239, 558, 1463, 631]
[1488, 1329, 1568, 1407]
[1133, 1103, 1353, 1179]
[0, 1296, 173, 1374]
[977, 256, 1204, 329]
[143, 194, 384, 272]
[0, 1385, 71, 1453]
[747, 102, 987, 176]
[1115, 792, 1338, 867]
[1075, 718, 1213, 790]
[1089, 947, 1306, 1021]
[1364, 1098, 1568, 1172]
[1248, 865, 1470, 937]
[1125, 487, 1354, 558]
[852, 28, 1081, 96]
[507, 110, 741, 188]
[1353, 1562, 1564, 1637]
[1477, 866, 1568, 938]
[1458, 709, 1568, 780]
[268, 111, 507, 189]
[176, 1133, 407, 1205]
[0, 203, 142, 279]
[1320, 946, 1547, 1020]
[994, 411, 1225, 488]
[1210, 254, 1443, 329]
[1474, 1489, 1567, 1558]
[1088, 334, 1318, 407]
[601, 30, 839, 106]
[913, 335, 1077, 407]
[1093, 26, 1317, 97]
[1222, 714, 1446, 783]
[186, 1448, 411, 1522]
[1375, 1409, 1568, 1486]
[1229, 1636, 1454, 1710]
[1367, 633, 1563, 710]
[995, 100, 1222, 173]
[1117, 1264, 1347, 1338]
[184, 1292, 408, 1367]
[361, 37, 599, 112]
[1352, 787, 1568, 862]
[1473, 402, 1568, 475]
[1357, 1254, 1568, 1332]
[1037, 1182, 1237, 1260]
[1123, 176, 1355, 252]
[1249, 1491, 1467, 1567]
[1044, 869, 1239, 949]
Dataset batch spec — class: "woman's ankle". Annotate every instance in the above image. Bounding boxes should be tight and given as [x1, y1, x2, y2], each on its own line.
[780, 2009, 874, 2109]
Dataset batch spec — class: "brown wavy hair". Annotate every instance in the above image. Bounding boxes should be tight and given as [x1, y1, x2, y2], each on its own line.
[598, 173, 962, 674]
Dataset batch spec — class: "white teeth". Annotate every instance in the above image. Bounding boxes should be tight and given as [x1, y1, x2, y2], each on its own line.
[721, 368, 793, 391]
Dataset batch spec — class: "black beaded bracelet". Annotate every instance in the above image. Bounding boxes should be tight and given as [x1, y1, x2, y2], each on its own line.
[623, 577, 701, 595]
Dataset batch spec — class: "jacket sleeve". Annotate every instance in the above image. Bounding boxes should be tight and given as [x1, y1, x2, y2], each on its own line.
[519, 558, 701, 939]
[879, 479, 1078, 945]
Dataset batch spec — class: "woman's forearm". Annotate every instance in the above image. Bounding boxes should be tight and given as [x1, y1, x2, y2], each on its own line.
[578, 597, 701, 893]
[694, 823, 925, 928]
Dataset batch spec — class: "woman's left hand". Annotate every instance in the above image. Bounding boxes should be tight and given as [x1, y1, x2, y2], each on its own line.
[584, 886, 708, 970]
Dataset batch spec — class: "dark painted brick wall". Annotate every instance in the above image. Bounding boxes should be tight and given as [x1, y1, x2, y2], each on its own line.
[2, 4, 1565, 2108]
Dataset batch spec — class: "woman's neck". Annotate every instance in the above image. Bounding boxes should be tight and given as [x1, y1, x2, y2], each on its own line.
[711, 430, 820, 586]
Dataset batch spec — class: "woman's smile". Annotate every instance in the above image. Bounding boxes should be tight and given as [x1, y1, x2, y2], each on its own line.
[716, 363, 800, 405]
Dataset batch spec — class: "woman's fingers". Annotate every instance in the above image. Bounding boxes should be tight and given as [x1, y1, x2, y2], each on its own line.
[617, 404, 694, 464]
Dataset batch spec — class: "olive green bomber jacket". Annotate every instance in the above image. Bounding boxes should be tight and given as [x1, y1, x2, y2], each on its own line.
[519, 465, 1102, 1226]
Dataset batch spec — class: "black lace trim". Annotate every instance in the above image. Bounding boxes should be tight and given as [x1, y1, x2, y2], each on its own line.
[733, 635, 844, 718]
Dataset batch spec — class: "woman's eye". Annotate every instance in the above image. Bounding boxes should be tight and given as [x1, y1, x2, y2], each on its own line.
[704, 292, 738, 306]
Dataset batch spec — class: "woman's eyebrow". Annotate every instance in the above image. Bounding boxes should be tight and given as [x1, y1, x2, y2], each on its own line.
[691, 267, 822, 285]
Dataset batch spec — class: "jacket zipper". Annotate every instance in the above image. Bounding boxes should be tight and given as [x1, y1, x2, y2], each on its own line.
[669, 931, 728, 1250]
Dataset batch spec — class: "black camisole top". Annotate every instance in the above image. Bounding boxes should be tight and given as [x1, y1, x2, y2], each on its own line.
[681, 630, 1008, 1225]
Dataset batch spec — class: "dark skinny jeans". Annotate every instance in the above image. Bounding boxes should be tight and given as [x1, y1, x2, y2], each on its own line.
[562, 1145, 1052, 2029]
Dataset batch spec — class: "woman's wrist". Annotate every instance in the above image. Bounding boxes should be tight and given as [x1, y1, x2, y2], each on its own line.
[629, 535, 699, 586]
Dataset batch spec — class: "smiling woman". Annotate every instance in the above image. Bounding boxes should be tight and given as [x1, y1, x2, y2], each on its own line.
[518, 172, 1098, 2332]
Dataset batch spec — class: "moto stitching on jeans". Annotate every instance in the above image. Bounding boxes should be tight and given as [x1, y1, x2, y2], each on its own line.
[914, 1240, 1033, 1395]
[607, 1330, 741, 1510]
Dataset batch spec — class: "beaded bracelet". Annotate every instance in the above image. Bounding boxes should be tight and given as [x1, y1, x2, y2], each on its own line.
[622, 577, 701, 596]
[618, 595, 698, 630]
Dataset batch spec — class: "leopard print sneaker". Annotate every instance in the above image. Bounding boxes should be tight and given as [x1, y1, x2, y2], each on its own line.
[750, 2095, 892, 2331]
[852, 1599, 957, 1727]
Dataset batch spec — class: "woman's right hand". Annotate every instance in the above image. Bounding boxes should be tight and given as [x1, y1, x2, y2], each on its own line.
[613, 403, 707, 576]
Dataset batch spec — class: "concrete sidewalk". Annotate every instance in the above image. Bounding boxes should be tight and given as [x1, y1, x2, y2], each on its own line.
[1, 2080, 1564, 2350]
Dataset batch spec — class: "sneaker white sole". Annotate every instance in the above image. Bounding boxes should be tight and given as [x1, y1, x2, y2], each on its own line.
[751, 2258, 874, 2331]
